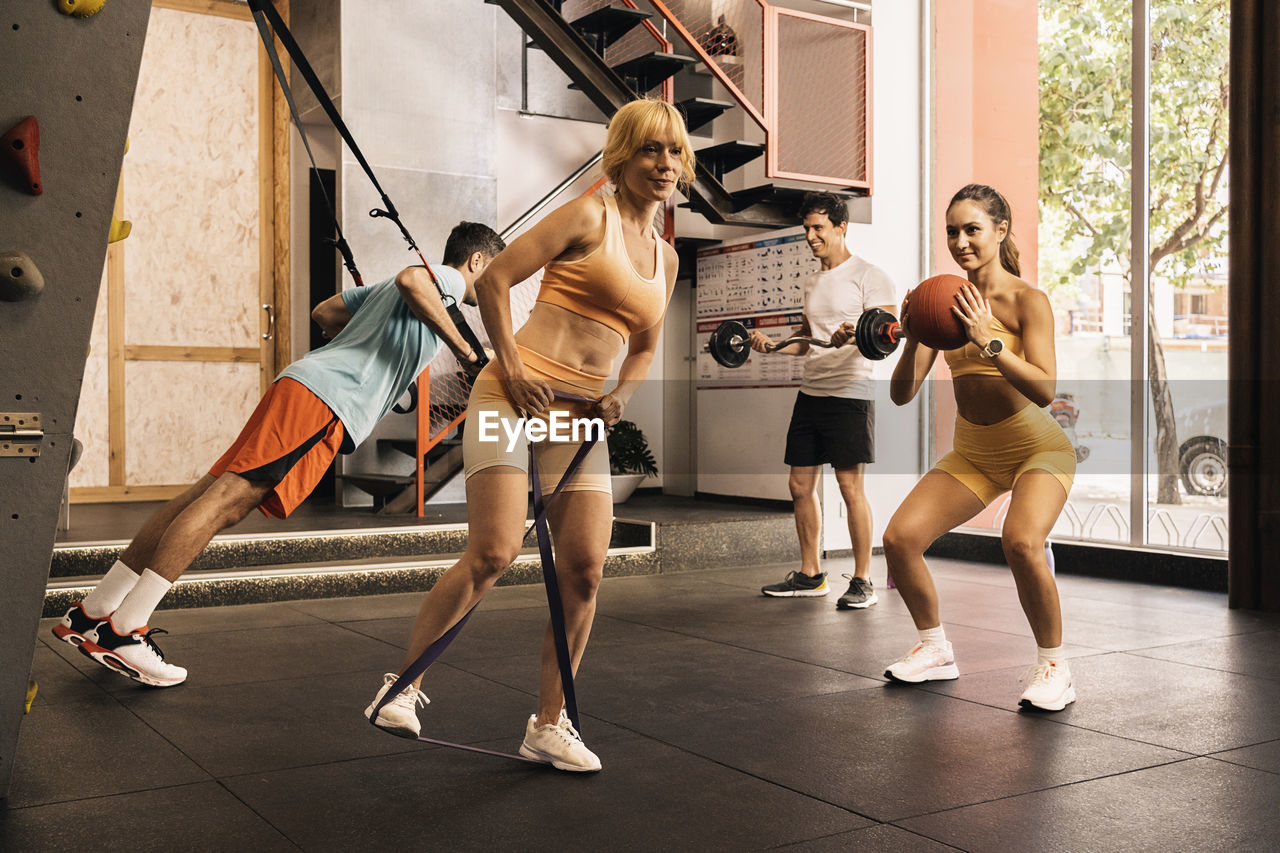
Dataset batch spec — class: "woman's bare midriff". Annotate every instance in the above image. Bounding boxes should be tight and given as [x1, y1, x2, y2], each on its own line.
[953, 375, 1035, 424]
[515, 302, 624, 377]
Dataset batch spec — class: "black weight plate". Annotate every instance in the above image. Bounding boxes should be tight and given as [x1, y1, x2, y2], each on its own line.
[709, 320, 750, 368]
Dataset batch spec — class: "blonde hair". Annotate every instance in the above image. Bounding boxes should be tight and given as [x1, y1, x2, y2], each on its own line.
[601, 99, 696, 190]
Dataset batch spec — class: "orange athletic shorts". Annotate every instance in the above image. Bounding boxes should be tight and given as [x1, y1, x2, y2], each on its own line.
[208, 377, 344, 519]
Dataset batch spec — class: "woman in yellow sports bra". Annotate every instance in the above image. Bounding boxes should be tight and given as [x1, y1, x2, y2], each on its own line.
[365, 99, 688, 771]
[881, 184, 1078, 712]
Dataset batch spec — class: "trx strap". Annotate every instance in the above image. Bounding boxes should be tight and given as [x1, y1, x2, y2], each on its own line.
[368, 391, 600, 761]
[248, 0, 490, 375]
[248, 1, 361, 287]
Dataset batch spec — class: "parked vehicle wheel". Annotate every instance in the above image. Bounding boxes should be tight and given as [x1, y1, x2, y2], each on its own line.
[1179, 438, 1228, 497]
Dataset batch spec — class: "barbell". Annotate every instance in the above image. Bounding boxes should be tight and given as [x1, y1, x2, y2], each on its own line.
[705, 308, 902, 369]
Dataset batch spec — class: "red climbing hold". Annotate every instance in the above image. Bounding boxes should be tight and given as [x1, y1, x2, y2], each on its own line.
[1, 116, 43, 195]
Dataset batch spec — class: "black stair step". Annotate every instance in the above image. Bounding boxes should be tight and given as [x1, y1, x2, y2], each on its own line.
[674, 236, 720, 280]
[696, 140, 766, 182]
[339, 473, 414, 500]
[730, 183, 859, 214]
[675, 96, 735, 133]
[378, 437, 462, 462]
[609, 51, 697, 94]
[568, 5, 652, 55]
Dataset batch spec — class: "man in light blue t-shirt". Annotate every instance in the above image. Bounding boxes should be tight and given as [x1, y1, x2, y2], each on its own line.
[51, 222, 505, 688]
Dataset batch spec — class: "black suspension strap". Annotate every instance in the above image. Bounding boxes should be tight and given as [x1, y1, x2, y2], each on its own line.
[248, 1, 361, 287]
[248, 0, 490, 381]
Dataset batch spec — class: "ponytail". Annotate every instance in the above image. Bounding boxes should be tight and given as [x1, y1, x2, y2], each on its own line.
[998, 233, 1021, 277]
[948, 183, 1020, 276]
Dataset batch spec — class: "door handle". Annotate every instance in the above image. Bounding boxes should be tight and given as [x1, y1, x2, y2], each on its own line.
[262, 303, 275, 341]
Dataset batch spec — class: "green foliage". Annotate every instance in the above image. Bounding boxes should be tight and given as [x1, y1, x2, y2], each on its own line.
[606, 420, 658, 477]
[1038, 0, 1229, 295]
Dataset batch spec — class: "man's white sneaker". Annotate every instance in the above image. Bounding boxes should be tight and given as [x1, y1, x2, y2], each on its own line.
[518, 712, 602, 772]
[78, 618, 187, 687]
[1019, 661, 1076, 711]
[365, 673, 428, 738]
[884, 641, 960, 683]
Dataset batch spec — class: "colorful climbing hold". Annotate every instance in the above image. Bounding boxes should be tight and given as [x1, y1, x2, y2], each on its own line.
[108, 217, 131, 243]
[0, 251, 45, 302]
[57, 0, 108, 19]
[25, 681, 38, 714]
[1, 116, 43, 195]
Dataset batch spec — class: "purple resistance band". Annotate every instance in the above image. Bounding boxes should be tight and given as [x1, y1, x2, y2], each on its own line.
[367, 390, 601, 763]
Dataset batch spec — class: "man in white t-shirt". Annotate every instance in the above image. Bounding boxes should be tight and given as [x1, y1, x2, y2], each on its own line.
[750, 192, 897, 608]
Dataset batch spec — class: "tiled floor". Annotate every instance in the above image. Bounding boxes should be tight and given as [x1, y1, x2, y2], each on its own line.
[7, 558, 1280, 851]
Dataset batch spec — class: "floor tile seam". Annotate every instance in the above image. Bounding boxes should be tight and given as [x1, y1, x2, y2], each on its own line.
[31, 649, 132, 704]
[593, 612, 915, 678]
[323, 602, 550, 626]
[944, 605, 1243, 643]
[1089, 648, 1280, 683]
[588, 717, 878, 823]
[1203, 754, 1280, 776]
[1059, 617, 1271, 642]
[209, 740, 441, 785]
[886, 754, 1206, 824]
[5, 778, 218, 812]
[118, 693, 241, 780]
[110, 661, 413, 696]
[765, 824, 965, 852]
[328, 619, 424, 653]
[1206, 737, 1280, 756]
[434, 661, 883, 724]
[212, 779, 307, 851]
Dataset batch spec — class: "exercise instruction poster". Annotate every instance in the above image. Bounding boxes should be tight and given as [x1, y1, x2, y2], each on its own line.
[696, 229, 811, 389]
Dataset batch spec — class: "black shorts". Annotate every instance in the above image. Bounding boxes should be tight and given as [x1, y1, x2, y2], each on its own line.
[784, 392, 875, 469]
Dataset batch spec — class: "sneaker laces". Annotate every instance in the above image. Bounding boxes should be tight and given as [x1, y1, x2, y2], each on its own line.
[383, 674, 427, 709]
[901, 641, 949, 662]
[841, 574, 868, 594]
[548, 712, 584, 745]
[1020, 661, 1062, 685]
[137, 627, 171, 661]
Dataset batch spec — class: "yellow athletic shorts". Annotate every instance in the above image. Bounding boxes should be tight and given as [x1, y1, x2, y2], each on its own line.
[463, 346, 612, 497]
[934, 403, 1075, 506]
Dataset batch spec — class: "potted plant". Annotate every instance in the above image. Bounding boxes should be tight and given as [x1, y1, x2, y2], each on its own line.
[606, 420, 657, 504]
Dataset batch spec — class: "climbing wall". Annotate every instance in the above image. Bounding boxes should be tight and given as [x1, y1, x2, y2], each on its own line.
[0, 0, 152, 799]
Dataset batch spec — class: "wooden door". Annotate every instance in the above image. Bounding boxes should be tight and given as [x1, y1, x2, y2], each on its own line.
[70, 0, 290, 502]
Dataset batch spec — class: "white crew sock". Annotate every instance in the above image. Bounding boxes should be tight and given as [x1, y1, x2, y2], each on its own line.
[1037, 645, 1067, 667]
[81, 561, 141, 618]
[110, 569, 173, 633]
[919, 625, 947, 647]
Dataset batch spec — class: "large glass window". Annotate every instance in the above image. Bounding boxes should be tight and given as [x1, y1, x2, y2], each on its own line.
[1034, 0, 1228, 554]
[1038, 0, 1134, 546]
[1145, 0, 1230, 552]
[939, 0, 1229, 556]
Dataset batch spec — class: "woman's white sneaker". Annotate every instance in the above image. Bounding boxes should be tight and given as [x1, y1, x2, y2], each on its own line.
[518, 712, 602, 772]
[884, 641, 960, 683]
[1019, 661, 1076, 711]
[364, 673, 428, 737]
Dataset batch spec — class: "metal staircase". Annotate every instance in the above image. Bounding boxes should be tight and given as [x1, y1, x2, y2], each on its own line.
[346, 0, 871, 514]
[492, 0, 853, 229]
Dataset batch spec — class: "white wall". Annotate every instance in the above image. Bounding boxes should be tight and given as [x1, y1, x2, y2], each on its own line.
[822, 0, 925, 550]
[693, 0, 926, 550]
